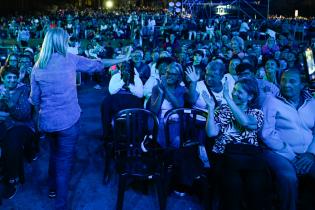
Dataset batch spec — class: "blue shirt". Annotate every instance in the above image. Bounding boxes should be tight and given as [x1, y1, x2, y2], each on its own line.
[29, 53, 104, 132]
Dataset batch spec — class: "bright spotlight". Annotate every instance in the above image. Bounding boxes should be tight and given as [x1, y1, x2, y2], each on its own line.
[105, 1, 113, 9]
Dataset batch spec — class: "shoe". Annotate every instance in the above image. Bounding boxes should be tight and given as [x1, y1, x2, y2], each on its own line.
[174, 190, 186, 197]
[48, 190, 56, 199]
[32, 153, 40, 161]
[4, 184, 17, 199]
[93, 84, 102, 90]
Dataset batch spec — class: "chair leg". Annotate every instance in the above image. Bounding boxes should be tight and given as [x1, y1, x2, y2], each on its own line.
[156, 176, 166, 210]
[116, 174, 126, 210]
[103, 143, 112, 184]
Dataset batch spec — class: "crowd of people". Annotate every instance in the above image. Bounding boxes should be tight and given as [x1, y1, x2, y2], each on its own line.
[0, 7, 315, 210]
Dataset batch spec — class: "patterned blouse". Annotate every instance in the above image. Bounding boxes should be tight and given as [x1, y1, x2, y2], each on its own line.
[212, 104, 264, 154]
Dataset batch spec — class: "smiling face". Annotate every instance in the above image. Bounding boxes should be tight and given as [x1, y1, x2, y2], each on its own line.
[193, 53, 203, 65]
[2, 72, 18, 90]
[165, 63, 181, 85]
[232, 83, 252, 108]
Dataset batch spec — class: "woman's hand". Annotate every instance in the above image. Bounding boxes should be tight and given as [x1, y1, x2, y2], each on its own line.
[223, 79, 231, 101]
[125, 46, 132, 60]
[185, 66, 200, 83]
[202, 91, 215, 109]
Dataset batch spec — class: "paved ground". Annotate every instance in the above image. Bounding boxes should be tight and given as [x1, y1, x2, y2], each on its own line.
[1, 82, 203, 210]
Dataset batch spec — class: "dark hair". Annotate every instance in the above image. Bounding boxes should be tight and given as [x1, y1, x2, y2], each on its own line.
[19, 54, 34, 66]
[121, 60, 135, 85]
[193, 49, 204, 57]
[235, 77, 260, 109]
[280, 68, 302, 83]
[5, 53, 19, 66]
[236, 63, 256, 75]
[0, 65, 19, 79]
[156, 57, 175, 69]
[242, 55, 258, 68]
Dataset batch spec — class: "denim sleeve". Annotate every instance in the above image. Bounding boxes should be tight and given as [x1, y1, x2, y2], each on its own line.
[29, 70, 41, 106]
[74, 54, 104, 73]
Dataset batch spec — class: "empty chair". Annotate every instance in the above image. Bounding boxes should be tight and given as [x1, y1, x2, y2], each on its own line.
[112, 108, 166, 210]
[163, 108, 210, 209]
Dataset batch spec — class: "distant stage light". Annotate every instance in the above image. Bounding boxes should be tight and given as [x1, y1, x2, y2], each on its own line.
[106, 1, 113, 9]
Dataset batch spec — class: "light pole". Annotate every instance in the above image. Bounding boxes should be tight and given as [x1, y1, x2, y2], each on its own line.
[267, 0, 270, 19]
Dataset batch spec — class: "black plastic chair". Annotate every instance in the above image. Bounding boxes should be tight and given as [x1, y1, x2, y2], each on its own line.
[163, 108, 210, 209]
[102, 92, 143, 184]
[112, 108, 166, 210]
[163, 108, 208, 148]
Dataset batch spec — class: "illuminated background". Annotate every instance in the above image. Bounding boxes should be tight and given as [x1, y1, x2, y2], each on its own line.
[0, 0, 314, 17]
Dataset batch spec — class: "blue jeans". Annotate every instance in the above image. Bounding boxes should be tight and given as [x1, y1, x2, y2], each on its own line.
[47, 121, 80, 210]
[263, 150, 315, 210]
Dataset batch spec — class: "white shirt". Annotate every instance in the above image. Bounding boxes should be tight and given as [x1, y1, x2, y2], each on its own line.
[108, 71, 144, 98]
[193, 80, 233, 112]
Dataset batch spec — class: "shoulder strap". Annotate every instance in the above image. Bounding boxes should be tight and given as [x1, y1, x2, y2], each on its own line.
[204, 83, 219, 108]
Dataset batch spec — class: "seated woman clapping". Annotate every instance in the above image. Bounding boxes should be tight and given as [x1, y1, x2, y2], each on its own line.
[150, 62, 187, 147]
[101, 61, 144, 141]
[0, 65, 37, 199]
[203, 78, 271, 210]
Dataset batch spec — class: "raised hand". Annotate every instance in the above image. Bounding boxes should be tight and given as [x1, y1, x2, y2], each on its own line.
[223, 79, 230, 100]
[185, 66, 200, 83]
[202, 90, 215, 109]
[125, 46, 132, 60]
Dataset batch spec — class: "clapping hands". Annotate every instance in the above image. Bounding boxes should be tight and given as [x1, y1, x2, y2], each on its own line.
[222, 79, 231, 100]
[202, 91, 215, 109]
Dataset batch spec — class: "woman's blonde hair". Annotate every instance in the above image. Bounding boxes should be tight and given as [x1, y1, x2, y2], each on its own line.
[35, 27, 69, 69]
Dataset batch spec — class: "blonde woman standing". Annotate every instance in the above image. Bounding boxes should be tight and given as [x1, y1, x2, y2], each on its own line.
[29, 27, 129, 210]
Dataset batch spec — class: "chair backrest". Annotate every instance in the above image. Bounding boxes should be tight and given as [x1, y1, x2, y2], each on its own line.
[113, 108, 159, 159]
[163, 108, 208, 148]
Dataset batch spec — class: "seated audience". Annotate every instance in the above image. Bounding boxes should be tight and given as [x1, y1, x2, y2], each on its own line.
[261, 69, 315, 210]
[0, 66, 37, 199]
[150, 62, 186, 147]
[203, 77, 270, 210]
[186, 61, 233, 112]
[101, 60, 143, 141]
